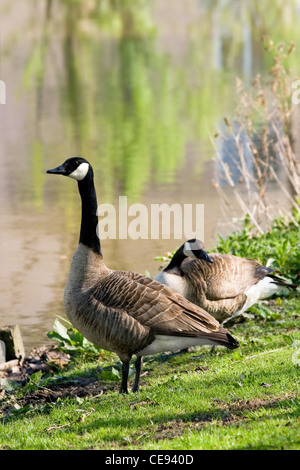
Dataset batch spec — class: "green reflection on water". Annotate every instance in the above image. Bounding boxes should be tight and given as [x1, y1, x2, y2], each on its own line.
[17, 0, 300, 211]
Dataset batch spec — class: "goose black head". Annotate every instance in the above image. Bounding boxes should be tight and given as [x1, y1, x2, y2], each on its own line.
[47, 157, 91, 181]
[182, 239, 213, 263]
[163, 238, 213, 275]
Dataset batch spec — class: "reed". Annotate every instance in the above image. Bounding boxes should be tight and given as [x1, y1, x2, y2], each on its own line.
[212, 37, 300, 235]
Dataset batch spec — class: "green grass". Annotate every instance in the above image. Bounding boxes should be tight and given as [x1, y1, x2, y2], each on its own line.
[0, 215, 299, 450]
[1, 297, 299, 450]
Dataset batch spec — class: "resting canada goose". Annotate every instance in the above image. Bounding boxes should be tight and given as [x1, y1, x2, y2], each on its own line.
[47, 158, 239, 393]
[155, 239, 297, 323]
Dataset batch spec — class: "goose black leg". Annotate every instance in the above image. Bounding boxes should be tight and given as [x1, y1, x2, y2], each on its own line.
[132, 356, 142, 393]
[120, 362, 129, 394]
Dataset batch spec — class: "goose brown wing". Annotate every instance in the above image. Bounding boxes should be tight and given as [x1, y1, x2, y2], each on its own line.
[182, 254, 264, 300]
[92, 270, 220, 335]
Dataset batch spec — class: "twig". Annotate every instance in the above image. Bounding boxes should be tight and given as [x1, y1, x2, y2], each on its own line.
[45, 423, 71, 432]
[232, 345, 290, 363]
[269, 165, 300, 217]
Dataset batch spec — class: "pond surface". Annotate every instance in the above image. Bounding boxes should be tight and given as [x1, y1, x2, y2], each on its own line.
[1, 0, 299, 352]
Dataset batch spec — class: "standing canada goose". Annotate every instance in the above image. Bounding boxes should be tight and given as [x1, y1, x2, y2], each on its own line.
[155, 239, 297, 323]
[47, 158, 239, 393]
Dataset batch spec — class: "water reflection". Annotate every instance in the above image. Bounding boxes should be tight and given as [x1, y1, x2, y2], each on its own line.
[1, 0, 300, 351]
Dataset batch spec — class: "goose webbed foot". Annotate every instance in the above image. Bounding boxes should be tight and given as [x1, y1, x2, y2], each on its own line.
[132, 356, 142, 393]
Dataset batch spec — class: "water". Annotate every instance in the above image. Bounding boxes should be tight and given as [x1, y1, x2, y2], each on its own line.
[0, 0, 299, 353]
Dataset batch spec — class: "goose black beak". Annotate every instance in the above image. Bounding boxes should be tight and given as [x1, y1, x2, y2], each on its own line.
[46, 164, 67, 176]
[197, 249, 214, 263]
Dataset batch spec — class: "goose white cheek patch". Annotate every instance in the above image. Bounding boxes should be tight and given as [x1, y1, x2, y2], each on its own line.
[183, 241, 204, 258]
[68, 162, 90, 181]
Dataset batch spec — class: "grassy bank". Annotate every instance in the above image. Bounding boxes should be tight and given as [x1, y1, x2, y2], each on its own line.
[0, 215, 299, 450]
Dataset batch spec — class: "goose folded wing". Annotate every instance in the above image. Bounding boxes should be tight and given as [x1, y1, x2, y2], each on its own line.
[183, 254, 268, 300]
[92, 270, 220, 336]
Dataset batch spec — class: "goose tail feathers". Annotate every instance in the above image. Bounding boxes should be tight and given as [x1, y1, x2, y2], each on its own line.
[212, 329, 239, 350]
[169, 327, 240, 350]
[268, 274, 298, 289]
[255, 265, 297, 289]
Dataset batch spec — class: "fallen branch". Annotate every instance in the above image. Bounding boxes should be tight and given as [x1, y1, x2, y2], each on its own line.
[232, 345, 290, 363]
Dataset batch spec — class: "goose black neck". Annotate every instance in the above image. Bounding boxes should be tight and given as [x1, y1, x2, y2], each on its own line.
[164, 248, 186, 276]
[77, 170, 102, 255]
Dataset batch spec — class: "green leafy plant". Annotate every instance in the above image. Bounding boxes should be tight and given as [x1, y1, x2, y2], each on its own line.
[247, 303, 281, 320]
[47, 317, 103, 358]
[97, 366, 120, 382]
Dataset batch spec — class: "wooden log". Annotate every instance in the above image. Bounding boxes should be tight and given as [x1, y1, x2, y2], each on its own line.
[0, 359, 19, 371]
[0, 325, 25, 362]
[0, 340, 5, 363]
